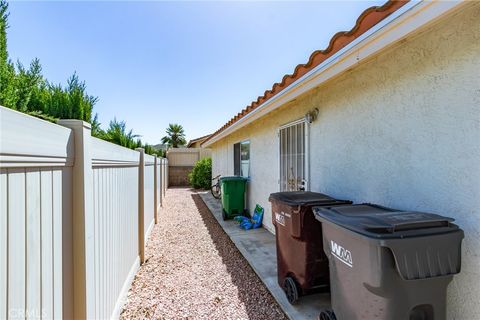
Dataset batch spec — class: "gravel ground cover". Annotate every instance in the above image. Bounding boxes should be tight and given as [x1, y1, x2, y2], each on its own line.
[120, 188, 287, 320]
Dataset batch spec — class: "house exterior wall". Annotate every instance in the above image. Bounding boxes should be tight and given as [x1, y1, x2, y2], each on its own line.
[210, 5, 480, 319]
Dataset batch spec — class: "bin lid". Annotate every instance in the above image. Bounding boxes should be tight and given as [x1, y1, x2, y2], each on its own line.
[313, 204, 459, 239]
[268, 191, 351, 207]
[219, 176, 247, 182]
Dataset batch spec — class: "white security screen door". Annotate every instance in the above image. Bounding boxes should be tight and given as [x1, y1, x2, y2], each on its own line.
[279, 120, 309, 191]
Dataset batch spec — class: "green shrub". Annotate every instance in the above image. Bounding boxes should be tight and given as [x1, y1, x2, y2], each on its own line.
[189, 157, 212, 189]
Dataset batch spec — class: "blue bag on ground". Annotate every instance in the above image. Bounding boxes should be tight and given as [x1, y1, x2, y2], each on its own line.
[234, 205, 264, 230]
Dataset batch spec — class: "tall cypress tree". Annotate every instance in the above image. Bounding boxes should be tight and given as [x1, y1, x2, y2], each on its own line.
[0, 2, 157, 155]
[0, 0, 8, 65]
[0, 0, 17, 108]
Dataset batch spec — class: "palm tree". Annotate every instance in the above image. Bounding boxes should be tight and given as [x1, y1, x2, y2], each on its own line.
[161, 123, 186, 148]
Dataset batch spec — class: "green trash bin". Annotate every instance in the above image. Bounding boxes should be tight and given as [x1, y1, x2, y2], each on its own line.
[220, 176, 247, 220]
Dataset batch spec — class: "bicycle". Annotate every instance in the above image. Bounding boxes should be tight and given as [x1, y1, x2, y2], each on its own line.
[211, 174, 221, 199]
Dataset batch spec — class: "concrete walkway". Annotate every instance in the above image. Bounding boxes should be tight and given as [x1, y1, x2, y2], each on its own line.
[199, 191, 331, 320]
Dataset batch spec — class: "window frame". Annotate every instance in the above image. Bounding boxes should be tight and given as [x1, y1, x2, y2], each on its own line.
[239, 140, 250, 178]
[233, 139, 250, 178]
[277, 118, 310, 191]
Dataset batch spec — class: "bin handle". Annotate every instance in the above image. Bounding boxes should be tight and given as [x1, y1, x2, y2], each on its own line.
[363, 218, 450, 233]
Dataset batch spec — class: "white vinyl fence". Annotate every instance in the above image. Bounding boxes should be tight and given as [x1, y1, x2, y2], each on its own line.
[0, 106, 168, 319]
[143, 154, 155, 242]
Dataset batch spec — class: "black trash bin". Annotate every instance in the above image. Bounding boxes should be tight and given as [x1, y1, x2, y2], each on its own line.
[313, 204, 464, 320]
[268, 191, 351, 304]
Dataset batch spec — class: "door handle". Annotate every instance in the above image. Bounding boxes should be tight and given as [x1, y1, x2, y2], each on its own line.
[298, 179, 306, 191]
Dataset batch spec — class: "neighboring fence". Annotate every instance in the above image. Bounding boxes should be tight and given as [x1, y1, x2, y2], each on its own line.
[0, 106, 168, 319]
[166, 148, 210, 186]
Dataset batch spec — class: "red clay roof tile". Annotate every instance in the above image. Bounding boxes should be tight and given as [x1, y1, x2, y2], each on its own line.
[203, 1, 408, 146]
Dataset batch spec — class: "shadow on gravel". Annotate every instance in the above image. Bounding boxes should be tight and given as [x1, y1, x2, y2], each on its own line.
[191, 193, 286, 320]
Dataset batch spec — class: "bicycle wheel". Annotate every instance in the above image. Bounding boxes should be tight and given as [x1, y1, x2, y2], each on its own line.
[211, 184, 221, 199]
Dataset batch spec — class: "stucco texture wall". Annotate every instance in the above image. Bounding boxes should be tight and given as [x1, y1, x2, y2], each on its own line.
[211, 5, 480, 318]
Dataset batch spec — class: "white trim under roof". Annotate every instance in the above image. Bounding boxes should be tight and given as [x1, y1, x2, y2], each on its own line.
[203, 0, 467, 148]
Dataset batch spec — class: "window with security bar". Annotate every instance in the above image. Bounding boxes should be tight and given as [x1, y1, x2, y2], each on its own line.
[279, 120, 307, 192]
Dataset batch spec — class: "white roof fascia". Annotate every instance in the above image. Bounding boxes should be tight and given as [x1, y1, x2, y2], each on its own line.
[203, 0, 466, 147]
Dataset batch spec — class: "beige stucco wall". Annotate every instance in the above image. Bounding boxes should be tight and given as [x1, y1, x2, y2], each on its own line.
[210, 4, 480, 318]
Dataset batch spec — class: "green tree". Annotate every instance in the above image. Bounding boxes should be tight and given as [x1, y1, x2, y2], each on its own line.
[27, 66, 49, 113]
[0, 1, 161, 157]
[102, 118, 140, 149]
[0, 0, 7, 65]
[0, 1, 98, 120]
[0, 0, 16, 108]
[91, 113, 104, 137]
[161, 123, 186, 148]
[15, 58, 43, 112]
[65, 72, 97, 121]
[41, 73, 98, 121]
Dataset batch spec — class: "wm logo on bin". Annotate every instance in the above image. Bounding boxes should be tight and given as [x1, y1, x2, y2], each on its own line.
[331, 240, 353, 268]
[275, 212, 286, 226]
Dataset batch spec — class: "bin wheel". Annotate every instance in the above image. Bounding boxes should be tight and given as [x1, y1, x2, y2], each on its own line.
[318, 309, 336, 320]
[284, 277, 299, 304]
[222, 210, 227, 221]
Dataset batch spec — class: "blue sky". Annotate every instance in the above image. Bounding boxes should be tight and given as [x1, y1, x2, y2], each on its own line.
[7, 1, 383, 144]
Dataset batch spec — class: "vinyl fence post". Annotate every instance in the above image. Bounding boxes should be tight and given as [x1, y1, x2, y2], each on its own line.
[159, 158, 163, 208]
[165, 159, 169, 190]
[136, 148, 145, 264]
[162, 158, 165, 205]
[160, 159, 164, 202]
[162, 159, 165, 197]
[153, 157, 158, 225]
[57, 120, 95, 319]
[163, 158, 167, 196]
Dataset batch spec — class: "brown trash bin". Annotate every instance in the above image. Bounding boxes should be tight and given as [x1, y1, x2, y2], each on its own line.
[268, 191, 352, 304]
